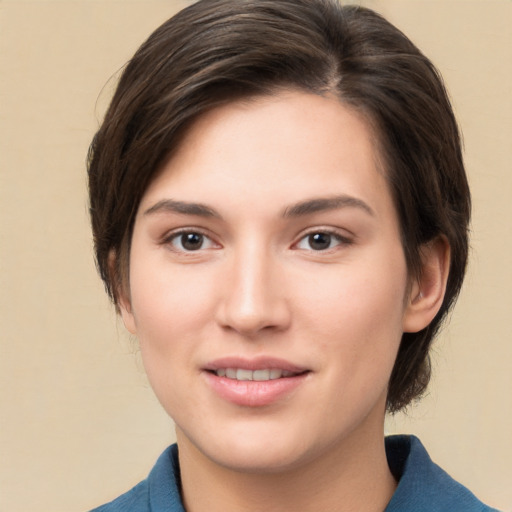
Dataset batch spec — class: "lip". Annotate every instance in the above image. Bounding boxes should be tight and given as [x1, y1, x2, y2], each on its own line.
[202, 356, 310, 407]
[203, 356, 308, 373]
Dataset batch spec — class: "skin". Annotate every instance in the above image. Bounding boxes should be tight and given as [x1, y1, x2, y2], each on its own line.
[120, 91, 449, 512]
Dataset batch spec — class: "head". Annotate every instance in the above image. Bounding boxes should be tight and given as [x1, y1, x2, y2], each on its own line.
[88, 0, 470, 414]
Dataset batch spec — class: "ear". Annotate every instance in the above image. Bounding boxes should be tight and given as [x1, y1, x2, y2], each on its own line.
[108, 250, 137, 335]
[403, 236, 451, 333]
[119, 291, 137, 335]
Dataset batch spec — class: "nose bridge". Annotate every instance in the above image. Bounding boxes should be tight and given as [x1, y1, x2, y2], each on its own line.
[217, 237, 289, 335]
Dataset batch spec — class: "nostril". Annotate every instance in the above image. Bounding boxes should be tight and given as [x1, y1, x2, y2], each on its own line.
[214, 266, 292, 335]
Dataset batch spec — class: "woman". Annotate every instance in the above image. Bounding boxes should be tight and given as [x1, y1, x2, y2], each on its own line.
[88, 1, 498, 510]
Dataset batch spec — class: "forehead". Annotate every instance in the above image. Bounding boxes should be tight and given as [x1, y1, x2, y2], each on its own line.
[139, 91, 394, 223]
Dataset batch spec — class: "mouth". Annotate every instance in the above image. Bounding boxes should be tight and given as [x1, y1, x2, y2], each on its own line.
[209, 368, 305, 381]
[203, 358, 310, 407]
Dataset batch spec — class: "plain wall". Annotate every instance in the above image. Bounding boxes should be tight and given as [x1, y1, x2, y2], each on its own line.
[0, 1, 510, 511]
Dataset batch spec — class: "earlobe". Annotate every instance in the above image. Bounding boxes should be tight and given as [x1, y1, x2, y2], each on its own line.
[119, 293, 137, 335]
[403, 236, 451, 333]
[108, 250, 137, 335]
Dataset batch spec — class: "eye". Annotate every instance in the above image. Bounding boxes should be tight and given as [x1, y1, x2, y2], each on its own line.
[167, 231, 217, 252]
[295, 231, 350, 251]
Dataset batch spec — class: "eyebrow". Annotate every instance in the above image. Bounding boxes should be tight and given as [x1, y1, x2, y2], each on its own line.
[144, 199, 221, 218]
[143, 194, 374, 220]
[283, 195, 374, 218]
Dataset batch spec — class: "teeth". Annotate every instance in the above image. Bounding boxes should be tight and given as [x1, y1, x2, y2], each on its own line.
[236, 369, 253, 381]
[214, 368, 296, 381]
[253, 369, 270, 381]
[226, 368, 237, 379]
[270, 369, 282, 379]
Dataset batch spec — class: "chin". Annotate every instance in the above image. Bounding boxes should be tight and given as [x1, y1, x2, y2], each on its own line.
[212, 443, 310, 475]
[179, 422, 330, 475]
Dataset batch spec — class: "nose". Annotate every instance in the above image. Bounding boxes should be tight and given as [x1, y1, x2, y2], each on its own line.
[215, 244, 291, 337]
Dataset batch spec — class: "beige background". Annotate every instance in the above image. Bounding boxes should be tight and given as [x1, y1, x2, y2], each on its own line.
[0, 1, 511, 511]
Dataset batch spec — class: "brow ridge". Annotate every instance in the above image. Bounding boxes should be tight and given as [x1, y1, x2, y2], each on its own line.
[144, 195, 373, 220]
[283, 195, 374, 218]
[144, 199, 220, 218]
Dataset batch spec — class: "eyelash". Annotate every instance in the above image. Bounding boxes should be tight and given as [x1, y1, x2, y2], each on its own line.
[161, 228, 353, 253]
[162, 228, 219, 253]
[293, 229, 353, 252]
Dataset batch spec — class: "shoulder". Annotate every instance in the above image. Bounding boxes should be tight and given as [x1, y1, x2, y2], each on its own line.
[385, 435, 502, 512]
[88, 445, 185, 512]
[89, 480, 149, 512]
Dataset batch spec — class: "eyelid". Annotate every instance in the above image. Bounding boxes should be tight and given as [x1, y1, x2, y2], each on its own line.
[161, 227, 221, 252]
[292, 227, 354, 251]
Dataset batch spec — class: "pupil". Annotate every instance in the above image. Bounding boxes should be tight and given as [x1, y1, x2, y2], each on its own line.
[182, 233, 203, 250]
[309, 233, 331, 250]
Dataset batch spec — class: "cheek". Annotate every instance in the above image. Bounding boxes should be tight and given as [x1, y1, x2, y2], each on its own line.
[129, 267, 209, 412]
[129, 251, 214, 336]
[296, 254, 408, 366]
[126, 258, 211, 396]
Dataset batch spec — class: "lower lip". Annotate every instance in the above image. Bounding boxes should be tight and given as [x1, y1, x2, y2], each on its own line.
[203, 371, 309, 407]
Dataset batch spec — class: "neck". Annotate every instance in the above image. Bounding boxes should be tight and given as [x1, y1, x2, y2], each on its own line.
[176, 418, 396, 512]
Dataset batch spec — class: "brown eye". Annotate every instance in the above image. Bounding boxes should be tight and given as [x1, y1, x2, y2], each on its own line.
[181, 233, 204, 250]
[308, 233, 332, 251]
[169, 231, 215, 252]
[295, 231, 351, 252]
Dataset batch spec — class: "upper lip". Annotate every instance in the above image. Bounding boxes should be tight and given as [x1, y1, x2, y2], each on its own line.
[203, 356, 309, 374]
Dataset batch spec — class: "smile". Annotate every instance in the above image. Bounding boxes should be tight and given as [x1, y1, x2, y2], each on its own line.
[214, 368, 299, 381]
[204, 359, 310, 407]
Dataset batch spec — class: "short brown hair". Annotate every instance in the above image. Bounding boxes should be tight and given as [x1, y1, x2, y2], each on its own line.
[88, 0, 470, 412]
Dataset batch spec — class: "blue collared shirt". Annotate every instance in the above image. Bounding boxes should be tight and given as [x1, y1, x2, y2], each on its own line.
[90, 435, 500, 511]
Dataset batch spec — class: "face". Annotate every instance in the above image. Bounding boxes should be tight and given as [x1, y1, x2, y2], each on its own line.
[122, 91, 416, 473]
